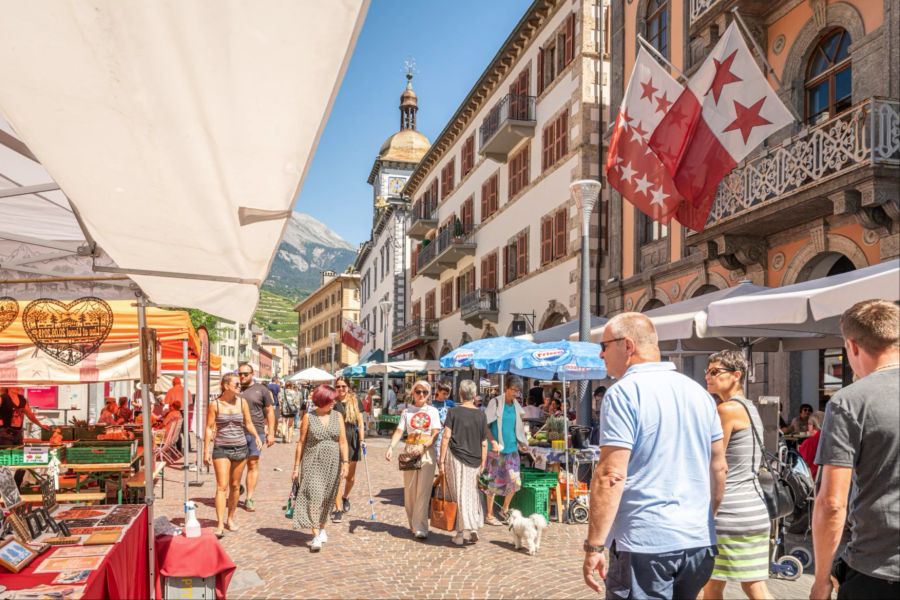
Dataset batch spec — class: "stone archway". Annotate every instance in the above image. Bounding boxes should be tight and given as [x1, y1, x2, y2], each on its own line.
[640, 298, 665, 312]
[634, 285, 672, 312]
[782, 233, 868, 285]
[538, 300, 571, 330]
[424, 346, 437, 361]
[683, 270, 729, 298]
[439, 340, 454, 357]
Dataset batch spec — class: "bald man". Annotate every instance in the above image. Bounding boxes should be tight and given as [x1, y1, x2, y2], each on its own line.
[583, 313, 727, 599]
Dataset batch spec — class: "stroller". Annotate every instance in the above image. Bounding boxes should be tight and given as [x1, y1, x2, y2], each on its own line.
[766, 445, 816, 580]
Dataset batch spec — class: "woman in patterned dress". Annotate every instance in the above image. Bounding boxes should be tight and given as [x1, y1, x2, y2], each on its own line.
[291, 385, 349, 552]
[702, 350, 772, 599]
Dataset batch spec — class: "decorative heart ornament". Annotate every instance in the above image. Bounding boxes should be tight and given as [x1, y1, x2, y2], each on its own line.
[22, 297, 114, 366]
[0, 297, 18, 334]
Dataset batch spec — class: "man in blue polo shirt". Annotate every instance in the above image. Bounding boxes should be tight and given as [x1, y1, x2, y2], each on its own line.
[583, 312, 727, 599]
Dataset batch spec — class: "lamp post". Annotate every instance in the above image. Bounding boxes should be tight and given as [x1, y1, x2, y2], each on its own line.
[304, 346, 311, 369]
[378, 299, 392, 413]
[570, 179, 602, 427]
[329, 332, 337, 374]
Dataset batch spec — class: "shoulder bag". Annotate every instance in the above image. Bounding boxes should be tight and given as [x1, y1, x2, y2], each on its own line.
[737, 399, 794, 520]
[429, 474, 458, 531]
[398, 443, 424, 471]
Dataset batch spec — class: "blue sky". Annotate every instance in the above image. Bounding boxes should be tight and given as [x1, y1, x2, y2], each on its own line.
[295, 0, 532, 246]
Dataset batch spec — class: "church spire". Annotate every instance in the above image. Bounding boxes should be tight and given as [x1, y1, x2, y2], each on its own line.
[400, 62, 418, 131]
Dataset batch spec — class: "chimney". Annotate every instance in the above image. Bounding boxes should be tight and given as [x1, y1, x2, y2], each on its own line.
[321, 270, 337, 286]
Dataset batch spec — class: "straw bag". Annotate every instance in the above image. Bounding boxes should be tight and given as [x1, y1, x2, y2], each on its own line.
[430, 475, 458, 532]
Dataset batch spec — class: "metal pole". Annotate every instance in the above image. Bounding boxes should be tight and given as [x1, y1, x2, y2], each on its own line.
[578, 208, 593, 428]
[562, 377, 571, 523]
[330, 334, 336, 374]
[382, 323, 389, 414]
[136, 294, 156, 600]
[182, 338, 190, 510]
[193, 337, 204, 484]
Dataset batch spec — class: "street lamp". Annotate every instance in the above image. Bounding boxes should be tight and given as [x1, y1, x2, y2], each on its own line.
[570, 179, 602, 427]
[329, 332, 337, 374]
[378, 299, 392, 413]
[304, 346, 311, 369]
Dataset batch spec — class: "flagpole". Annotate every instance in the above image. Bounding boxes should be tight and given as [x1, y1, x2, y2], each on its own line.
[636, 35, 687, 82]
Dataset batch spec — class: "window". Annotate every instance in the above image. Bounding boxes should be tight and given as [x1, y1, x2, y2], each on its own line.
[461, 196, 475, 234]
[540, 216, 553, 265]
[805, 28, 852, 125]
[456, 267, 476, 306]
[638, 212, 668, 244]
[542, 110, 569, 171]
[411, 246, 419, 278]
[441, 159, 456, 200]
[645, 0, 668, 59]
[441, 280, 454, 316]
[541, 207, 568, 265]
[481, 173, 499, 220]
[509, 143, 530, 198]
[503, 230, 529, 285]
[425, 290, 436, 320]
[461, 135, 475, 177]
[412, 299, 421, 323]
[509, 67, 531, 121]
[538, 13, 576, 93]
[481, 252, 498, 291]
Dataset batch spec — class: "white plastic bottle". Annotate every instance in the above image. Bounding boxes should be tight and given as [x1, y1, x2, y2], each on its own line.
[184, 500, 201, 538]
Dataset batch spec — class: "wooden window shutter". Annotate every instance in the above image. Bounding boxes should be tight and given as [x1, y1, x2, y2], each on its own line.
[554, 208, 567, 259]
[481, 256, 489, 290]
[537, 48, 545, 94]
[503, 244, 510, 285]
[565, 13, 575, 65]
[542, 124, 551, 172]
[412, 247, 418, 277]
[490, 253, 498, 289]
[412, 300, 421, 322]
[517, 231, 528, 277]
[491, 175, 498, 213]
[561, 111, 568, 156]
[468, 268, 476, 293]
[541, 216, 552, 265]
[481, 181, 489, 219]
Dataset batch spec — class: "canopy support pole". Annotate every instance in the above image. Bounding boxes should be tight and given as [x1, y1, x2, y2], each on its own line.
[182, 338, 190, 509]
[562, 378, 571, 524]
[193, 328, 208, 485]
[136, 293, 157, 600]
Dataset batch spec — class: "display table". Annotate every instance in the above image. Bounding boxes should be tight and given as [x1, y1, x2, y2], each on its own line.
[154, 530, 236, 599]
[0, 504, 149, 599]
[528, 446, 600, 470]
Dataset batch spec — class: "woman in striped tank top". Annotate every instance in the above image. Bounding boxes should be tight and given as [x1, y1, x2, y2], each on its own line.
[702, 350, 771, 600]
[204, 373, 262, 538]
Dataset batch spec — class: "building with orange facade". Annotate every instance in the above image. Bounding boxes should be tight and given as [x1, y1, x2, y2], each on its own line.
[605, 0, 898, 414]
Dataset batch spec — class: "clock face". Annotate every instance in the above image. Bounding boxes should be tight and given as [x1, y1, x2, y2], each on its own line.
[387, 176, 405, 196]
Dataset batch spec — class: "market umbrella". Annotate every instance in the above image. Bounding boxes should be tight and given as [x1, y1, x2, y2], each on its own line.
[440, 337, 537, 370]
[366, 360, 440, 375]
[505, 341, 606, 521]
[286, 367, 335, 384]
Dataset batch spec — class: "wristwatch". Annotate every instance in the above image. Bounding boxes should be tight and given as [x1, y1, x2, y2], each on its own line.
[583, 540, 606, 554]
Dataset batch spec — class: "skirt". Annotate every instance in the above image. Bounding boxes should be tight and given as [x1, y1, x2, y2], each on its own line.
[445, 452, 483, 533]
[483, 451, 521, 497]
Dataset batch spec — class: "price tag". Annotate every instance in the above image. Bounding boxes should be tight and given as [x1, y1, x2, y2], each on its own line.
[23, 445, 49, 464]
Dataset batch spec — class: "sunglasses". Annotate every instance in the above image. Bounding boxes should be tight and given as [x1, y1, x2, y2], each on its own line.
[705, 367, 737, 377]
[413, 389, 429, 396]
[238, 372, 252, 376]
[600, 337, 625, 352]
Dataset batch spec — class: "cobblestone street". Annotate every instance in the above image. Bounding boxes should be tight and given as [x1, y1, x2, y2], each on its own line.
[156, 435, 814, 599]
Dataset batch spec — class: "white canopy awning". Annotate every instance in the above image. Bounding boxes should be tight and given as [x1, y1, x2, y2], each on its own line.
[287, 366, 335, 383]
[367, 360, 440, 375]
[707, 260, 900, 335]
[516, 315, 607, 343]
[0, 0, 368, 322]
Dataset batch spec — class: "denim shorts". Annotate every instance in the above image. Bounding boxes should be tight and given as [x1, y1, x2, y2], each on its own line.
[212, 444, 248, 461]
[246, 432, 263, 458]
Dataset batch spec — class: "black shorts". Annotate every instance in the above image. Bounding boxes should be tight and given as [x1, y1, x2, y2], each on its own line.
[212, 444, 248, 461]
[346, 424, 361, 462]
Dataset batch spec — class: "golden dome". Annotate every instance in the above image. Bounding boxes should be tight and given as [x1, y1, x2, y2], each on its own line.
[378, 129, 431, 163]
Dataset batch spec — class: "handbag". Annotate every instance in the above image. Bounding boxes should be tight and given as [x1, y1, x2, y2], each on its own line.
[284, 480, 299, 519]
[429, 474, 458, 531]
[738, 399, 795, 520]
[398, 444, 424, 471]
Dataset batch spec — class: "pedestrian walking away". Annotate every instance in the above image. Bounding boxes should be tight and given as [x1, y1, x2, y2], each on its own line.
[438, 379, 487, 545]
[702, 350, 771, 600]
[332, 376, 365, 522]
[583, 312, 727, 599]
[281, 382, 301, 444]
[483, 375, 528, 525]
[237, 362, 277, 512]
[385, 379, 442, 539]
[203, 373, 262, 538]
[291, 384, 350, 552]
[811, 299, 899, 600]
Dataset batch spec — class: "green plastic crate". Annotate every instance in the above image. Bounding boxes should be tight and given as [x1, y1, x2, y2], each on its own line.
[521, 467, 559, 488]
[509, 483, 550, 521]
[0, 447, 53, 465]
[66, 445, 132, 464]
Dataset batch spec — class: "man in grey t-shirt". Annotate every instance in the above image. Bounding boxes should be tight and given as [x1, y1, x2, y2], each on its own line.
[237, 363, 276, 513]
[812, 299, 899, 600]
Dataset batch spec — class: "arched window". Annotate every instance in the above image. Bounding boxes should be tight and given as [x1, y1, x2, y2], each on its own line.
[645, 0, 669, 59]
[805, 28, 852, 124]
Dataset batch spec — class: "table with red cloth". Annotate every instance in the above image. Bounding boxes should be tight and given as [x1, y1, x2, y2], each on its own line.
[154, 529, 235, 599]
[0, 505, 149, 599]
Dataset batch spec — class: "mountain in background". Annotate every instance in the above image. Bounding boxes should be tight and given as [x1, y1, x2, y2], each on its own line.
[255, 212, 358, 344]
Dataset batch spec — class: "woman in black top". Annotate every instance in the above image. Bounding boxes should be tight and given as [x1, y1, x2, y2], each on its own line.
[438, 379, 488, 546]
[0, 387, 49, 445]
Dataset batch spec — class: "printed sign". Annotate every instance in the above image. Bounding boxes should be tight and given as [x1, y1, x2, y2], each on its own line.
[531, 348, 565, 363]
[23, 446, 49, 464]
[25, 386, 58, 409]
[21, 297, 113, 366]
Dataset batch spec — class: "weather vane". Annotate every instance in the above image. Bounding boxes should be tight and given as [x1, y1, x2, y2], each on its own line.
[404, 57, 418, 83]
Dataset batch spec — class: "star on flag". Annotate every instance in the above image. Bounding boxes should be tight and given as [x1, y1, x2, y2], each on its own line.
[723, 97, 772, 143]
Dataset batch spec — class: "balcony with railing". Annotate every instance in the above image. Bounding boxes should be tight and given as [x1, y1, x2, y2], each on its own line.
[415, 227, 477, 279]
[689, 0, 772, 29]
[691, 98, 899, 235]
[408, 196, 438, 239]
[392, 318, 439, 353]
[460, 288, 499, 325]
[479, 93, 536, 163]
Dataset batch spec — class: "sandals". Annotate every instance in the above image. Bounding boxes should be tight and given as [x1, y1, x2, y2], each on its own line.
[485, 516, 502, 526]
[214, 529, 225, 539]
[225, 522, 239, 532]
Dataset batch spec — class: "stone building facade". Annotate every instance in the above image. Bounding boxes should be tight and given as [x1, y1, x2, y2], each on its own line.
[295, 270, 361, 372]
[605, 0, 899, 412]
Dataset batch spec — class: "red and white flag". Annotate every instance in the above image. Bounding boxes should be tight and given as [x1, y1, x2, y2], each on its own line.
[341, 318, 366, 353]
[606, 48, 685, 223]
[649, 22, 794, 231]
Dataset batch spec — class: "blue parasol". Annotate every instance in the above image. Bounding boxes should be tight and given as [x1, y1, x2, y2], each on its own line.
[440, 337, 537, 370]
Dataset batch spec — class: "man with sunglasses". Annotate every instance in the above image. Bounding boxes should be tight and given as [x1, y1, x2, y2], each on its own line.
[583, 313, 727, 599]
[237, 362, 276, 512]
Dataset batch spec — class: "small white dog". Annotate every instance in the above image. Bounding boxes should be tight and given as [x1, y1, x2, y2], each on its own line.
[507, 509, 548, 556]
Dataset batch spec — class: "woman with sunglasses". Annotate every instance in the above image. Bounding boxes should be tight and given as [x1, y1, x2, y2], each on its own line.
[203, 373, 262, 538]
[385, 380, 442, 539]
[701, 350, 771, 600]
[331, 376, 364, 523]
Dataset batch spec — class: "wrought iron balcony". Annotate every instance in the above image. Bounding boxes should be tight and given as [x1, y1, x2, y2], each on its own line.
[460, 288, 499, 325]
[392, 318, 439, 350]
[479, 93, 536, 163]
[696, 98, 899, 230]
[408, 198, 437, 239]
[689, 0, 726, 26]
[415, 227, 477, 279]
